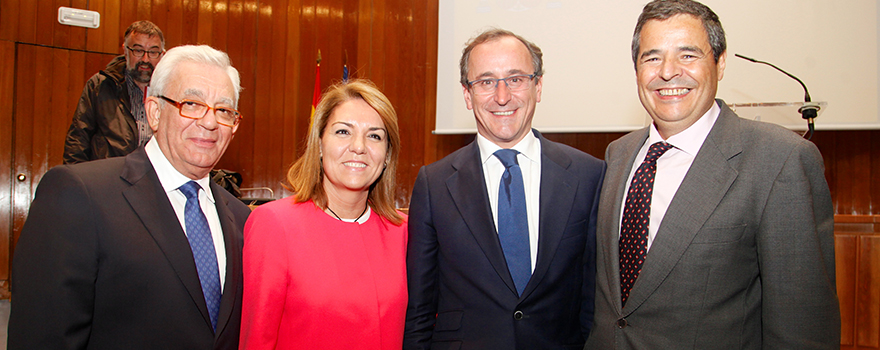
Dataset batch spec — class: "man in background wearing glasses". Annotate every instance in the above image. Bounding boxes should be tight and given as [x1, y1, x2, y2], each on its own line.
[404, 28, 606, 349]
[10, 45, 251, 350]
[64, 20, 165, 164]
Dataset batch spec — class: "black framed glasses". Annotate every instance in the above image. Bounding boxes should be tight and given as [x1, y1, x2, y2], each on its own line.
[467, 74, 537, 95]
[158, 95, 242, 127]
[126, 46, 164, 59]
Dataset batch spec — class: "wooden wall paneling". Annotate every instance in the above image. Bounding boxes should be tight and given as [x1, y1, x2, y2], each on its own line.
[278, 0, 304, 196]
[0, 41, 16, 292]
[181, 0, 200, 45]
[837, 233, 858, 347]
[68, 0, 91, 51]
[119, 0, 137, 35]
[16, 0, 37, 44]
[163, 0, 184, 48]
[264, 0, 291, 196]
[211, 0, 230, 51]
[245, 0, 278, 192]
[30, 46, 54, 186]
[48, 49, 72, 167]
[101, 0, 122, 54]
[197, 0, 214, 45]
[422, 0, 438, 167]
[229, 0, 258, 193]
[136, 0, 152, 23]
[12, 44, 37, 250]
[0, 0, 20, 41]
[85, 0, 107, 52]
[858, 235, 880, 347]
[35, 0, 55, 46]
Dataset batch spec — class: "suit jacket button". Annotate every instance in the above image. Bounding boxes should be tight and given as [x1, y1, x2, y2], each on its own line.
[513, 311, 524, 320]
[617, 318, 628, 328]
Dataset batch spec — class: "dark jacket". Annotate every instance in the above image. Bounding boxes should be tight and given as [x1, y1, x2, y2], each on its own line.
[63, 55, 139, 164]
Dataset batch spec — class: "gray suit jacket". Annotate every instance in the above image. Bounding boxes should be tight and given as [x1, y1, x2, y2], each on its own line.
[585, 100, 839, 349]
[9, 148, 250, 350]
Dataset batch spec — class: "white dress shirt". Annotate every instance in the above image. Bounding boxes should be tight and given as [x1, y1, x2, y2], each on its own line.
[620, 102, 720, 252]
[146, 139, 227, 291]
[478, 131, 542, 272]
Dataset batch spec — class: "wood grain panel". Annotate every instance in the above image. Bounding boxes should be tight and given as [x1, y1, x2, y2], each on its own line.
[858, 235, 880, 347]
[12, 44, 38, 249]
[837, 233, 858, 346]
[0, 41, 16, 285]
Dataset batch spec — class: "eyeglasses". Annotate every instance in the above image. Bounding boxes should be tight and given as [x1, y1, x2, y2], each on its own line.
[126, 46, 164, 59]
[158, 95, 242, 127]
[467, 74, 537, 95]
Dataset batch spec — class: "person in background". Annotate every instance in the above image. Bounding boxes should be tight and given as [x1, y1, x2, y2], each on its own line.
[9, 45, 250, 349]
[64, 20, 164, 164]
[239, 79, 407, 350]
[404, 28, 605, 349]
[585, 0, 839, 348]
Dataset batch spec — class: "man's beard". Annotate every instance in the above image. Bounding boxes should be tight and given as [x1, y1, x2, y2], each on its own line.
[127, 62, 154, 84]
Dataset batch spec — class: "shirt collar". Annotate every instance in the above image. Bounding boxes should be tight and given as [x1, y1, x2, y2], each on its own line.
[145, 139, 216, 203]
[648, 100, 720, 156]
[477, 129, 541, 165]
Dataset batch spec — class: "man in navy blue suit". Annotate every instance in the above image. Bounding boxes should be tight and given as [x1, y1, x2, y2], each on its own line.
[404, 28, 606, 350]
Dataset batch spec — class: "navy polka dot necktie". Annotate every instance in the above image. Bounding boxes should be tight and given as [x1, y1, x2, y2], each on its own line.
[494, 149, 531, 296]
[179, 181, 222, 331]
[619, 142, 672, 306]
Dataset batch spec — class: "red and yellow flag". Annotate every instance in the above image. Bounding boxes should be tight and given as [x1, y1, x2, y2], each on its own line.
[309, 50, 322, 130]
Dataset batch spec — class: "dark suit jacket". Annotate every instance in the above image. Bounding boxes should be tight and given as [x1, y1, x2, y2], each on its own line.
[8, 148, 250, 350]
[585, 100, 840, 349]
[405, 130, 606, 350]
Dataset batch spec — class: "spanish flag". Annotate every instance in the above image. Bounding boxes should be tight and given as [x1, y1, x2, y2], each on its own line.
[309, 50, 322, 129]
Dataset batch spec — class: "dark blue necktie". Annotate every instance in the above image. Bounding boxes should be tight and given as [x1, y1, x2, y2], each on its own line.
[494, 149, 531, 296]
[619, 142, 672, 306]
[179, 181, 222, 331]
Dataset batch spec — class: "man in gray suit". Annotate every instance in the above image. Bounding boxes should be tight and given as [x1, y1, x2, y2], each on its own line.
[586, 0, 840, 349]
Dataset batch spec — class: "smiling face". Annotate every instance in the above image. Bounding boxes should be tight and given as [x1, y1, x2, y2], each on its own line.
[124, 32, 164, 86]
[636, 14, 726, 139]
[463, 35, 542, 148]
[146, 61, 238, 180]
[320, 98, 389, 197]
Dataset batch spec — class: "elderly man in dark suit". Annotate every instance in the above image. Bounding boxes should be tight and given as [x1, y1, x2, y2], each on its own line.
[9, 45, 250, 350]
[404, 28, 605, 349]
[585, 1, 839, 349]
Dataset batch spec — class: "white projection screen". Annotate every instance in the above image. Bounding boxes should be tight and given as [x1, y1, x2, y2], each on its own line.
[435, 0, 880, 133]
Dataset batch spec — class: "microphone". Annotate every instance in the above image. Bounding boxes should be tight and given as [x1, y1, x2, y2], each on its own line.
[734, 53, 819, 139]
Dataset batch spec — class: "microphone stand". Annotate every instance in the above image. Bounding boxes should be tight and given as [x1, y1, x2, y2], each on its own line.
[734, 54, 819, 139]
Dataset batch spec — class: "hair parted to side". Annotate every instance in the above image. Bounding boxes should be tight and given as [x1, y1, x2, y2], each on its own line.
[459, 28, 544, 86]
[632, 0, 726, 68]
[124, 20, 166, 49]
[148, 45, 242, 106]
[286, 79, 404, 226]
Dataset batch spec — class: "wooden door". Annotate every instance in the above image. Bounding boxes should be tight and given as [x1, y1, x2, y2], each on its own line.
[1, 42, 116, 297]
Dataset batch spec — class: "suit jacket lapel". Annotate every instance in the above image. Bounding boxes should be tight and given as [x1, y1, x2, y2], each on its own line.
[624, 102, 742, 314]
[524, 132, 578, 298]
[120, 149, 215, 330]
[446, 141, 519, 296]
[601, 129, 649, 312]
[211, 182, 241, 338]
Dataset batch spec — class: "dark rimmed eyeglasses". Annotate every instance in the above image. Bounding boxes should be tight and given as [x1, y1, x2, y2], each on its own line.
[125, 46, 164, 59]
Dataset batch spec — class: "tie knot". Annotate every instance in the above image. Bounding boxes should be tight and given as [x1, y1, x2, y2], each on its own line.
[644, 142, 673, 163]
[179, 181, 201, 200]
[494, 149, 520, 168]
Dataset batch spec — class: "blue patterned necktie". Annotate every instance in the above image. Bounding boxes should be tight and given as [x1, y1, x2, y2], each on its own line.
[179, 181, 221, 330]
[619, 142, 672, 306]
[494, 149, 531, 296]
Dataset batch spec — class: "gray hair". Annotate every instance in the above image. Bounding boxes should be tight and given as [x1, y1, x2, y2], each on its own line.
[148, 45, 242, 106]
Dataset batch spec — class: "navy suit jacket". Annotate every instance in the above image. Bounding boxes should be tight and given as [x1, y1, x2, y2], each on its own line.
[9, 148, 250, 350]
[404, 130, 606, 350]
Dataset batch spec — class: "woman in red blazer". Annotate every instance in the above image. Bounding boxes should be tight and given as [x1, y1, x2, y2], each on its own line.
[240, 79, 407, 350]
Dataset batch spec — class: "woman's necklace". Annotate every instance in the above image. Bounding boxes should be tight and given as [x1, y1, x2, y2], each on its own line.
[326, 204, 369, 222]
